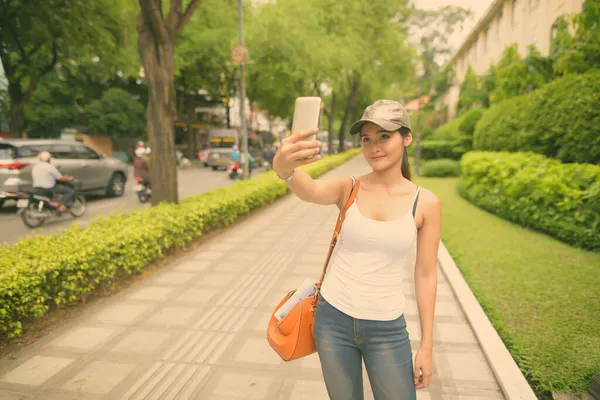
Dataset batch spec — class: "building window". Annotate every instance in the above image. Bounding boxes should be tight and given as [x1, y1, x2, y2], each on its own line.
[511, 0, 519, 26]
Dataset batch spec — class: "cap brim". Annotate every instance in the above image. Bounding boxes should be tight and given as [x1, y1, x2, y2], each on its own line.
[349, 118, 403, 135]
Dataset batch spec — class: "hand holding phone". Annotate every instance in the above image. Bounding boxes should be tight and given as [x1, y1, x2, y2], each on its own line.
[273, 96, 323, 179]
[290, 97, 322, 142]
[273, 128, 321, 179]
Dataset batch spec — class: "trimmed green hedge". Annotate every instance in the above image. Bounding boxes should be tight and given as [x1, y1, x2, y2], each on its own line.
[0, 150, 360, 338]
[421, 140, 463, 160]
[459, 151, 600, 251]
[430, 114, 463, 141]
[473, 70, 600, 163]
[458, 108, 485, 140]
[424, 108, 485, 160]
[421, 159, 461, 177]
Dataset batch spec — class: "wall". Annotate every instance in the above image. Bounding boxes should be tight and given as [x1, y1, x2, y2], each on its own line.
[445, 0, 583, 119]
[77, 134, 113, 157]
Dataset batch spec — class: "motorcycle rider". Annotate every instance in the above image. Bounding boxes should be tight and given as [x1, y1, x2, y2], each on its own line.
[231, 144, 241, 163]
[133, 147, 150, 186]
[31, 151, 75, 212]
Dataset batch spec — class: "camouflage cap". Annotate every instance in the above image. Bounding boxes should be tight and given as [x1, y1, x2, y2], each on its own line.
[349, 100, 411, 135]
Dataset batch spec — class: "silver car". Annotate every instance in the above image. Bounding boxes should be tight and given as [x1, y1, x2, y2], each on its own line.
[0, 139, 128, 207]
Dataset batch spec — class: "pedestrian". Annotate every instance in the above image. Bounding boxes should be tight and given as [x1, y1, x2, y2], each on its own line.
[272, 100, 440, 399]
[263, 144, 275, 169]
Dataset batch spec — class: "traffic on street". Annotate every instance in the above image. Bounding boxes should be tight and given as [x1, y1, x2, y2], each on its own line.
[0, 164, 263, 245]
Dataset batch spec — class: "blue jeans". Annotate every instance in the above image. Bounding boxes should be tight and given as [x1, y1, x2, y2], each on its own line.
[314, 293, 417, 400]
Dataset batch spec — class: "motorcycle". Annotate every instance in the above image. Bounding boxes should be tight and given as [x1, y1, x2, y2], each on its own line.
[17, 180, 87, 228]
[227, 161, 243, 180]
[134, 177, 151, 203]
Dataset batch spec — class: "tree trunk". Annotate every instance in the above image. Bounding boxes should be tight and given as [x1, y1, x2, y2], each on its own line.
[8, 100, 25, 138]
[338, 79, 360, 152]
[327, 92, 336, 154]
[7, 80, 30, 138]
[137, 21, 178, 205]
[225, 101, 231, 128]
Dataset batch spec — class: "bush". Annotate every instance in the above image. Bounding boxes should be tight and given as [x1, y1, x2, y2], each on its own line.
[430, 114, 463, 141]
[473, 70, 600, 163]
[420, 159, 461, 177]
[0, 150, 360, 338]
[417, 175, 600, 396]
[473, 95, 528, 152]
[421, 140, 463, 160]
[457, 108, 485, 138]
[426, 108, 485, 160]
[459, 151, 600, 251]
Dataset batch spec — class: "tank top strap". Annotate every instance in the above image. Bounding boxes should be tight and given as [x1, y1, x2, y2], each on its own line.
[412, 187, 421, 218]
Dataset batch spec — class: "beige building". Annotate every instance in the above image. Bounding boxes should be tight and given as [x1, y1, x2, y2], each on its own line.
[442, 0, 583, 119]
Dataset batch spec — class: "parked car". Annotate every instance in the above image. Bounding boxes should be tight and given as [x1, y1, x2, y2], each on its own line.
[0, 139, 128, 207]
[112, 150, 135, 164]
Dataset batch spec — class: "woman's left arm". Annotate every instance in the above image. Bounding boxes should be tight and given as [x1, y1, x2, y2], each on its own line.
[413, 189, 441, 389]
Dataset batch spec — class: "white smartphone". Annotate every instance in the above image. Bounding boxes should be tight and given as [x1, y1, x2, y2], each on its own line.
[291, 97, 322, 142]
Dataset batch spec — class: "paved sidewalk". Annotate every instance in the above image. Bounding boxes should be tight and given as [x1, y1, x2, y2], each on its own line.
[0, 157, 505, 399]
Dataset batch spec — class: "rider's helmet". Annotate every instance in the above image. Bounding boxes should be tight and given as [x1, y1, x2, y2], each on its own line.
[135, 147, 146, 157]
[38, 151, 52, 162]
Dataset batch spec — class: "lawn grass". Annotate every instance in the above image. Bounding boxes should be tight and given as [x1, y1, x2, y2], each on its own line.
[414, 177, 600, 397]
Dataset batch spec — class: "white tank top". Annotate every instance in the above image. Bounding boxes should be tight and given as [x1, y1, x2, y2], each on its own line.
[319, 182, 420, 321]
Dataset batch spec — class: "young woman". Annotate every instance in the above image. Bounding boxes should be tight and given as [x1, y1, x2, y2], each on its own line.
[273, 100, 440, 399]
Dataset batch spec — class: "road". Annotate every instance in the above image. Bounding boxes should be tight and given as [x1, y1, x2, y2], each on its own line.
[0, 165, 260, 245]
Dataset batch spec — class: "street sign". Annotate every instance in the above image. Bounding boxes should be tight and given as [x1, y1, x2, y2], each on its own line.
[231, 45, 248, 64]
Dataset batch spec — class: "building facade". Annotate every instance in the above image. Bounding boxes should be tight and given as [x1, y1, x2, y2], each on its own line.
[443, 0, 583, 119]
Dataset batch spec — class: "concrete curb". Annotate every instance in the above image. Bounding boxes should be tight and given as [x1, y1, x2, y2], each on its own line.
[437, 240, 538, 400]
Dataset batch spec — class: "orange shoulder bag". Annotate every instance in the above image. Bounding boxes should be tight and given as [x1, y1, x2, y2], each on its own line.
[267, 177, 361, 361]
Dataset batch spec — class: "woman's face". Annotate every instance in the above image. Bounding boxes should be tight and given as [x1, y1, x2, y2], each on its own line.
[359, 122, 411, 171]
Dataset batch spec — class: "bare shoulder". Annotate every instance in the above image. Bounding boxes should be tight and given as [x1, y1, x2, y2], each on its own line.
[417, 187, 441, 224]
[419, 188, 440, 209]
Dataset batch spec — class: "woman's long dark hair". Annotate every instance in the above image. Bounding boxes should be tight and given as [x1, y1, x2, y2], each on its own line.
[399, 127, 411, 181]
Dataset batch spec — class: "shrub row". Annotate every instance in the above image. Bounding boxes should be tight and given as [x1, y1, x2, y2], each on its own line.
[421, 159, 461, 177]
[459, 151, 600, 251]
[0, 150, 360, 338]
[473, 70, 600, 164]
[422, 108, 485, 160]
[420, 140, 463, 160]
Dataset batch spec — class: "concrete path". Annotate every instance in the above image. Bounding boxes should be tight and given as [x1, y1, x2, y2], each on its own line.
[0, 157, 505, 399]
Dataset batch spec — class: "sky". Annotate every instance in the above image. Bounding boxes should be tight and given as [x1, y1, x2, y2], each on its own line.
[412, 0, 494, 53]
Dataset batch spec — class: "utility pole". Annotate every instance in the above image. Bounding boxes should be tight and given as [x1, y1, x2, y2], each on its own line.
[238, 0, 249, 179]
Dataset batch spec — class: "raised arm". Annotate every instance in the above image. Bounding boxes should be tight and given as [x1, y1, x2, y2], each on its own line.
[273, 129, 348, 209]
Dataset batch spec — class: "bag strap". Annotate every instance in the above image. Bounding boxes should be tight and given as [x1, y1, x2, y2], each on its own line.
[312, 177, 361, 306]
[412, 186, 421, 218]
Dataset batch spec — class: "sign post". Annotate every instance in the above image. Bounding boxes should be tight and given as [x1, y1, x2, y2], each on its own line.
[235, 0, 249, 179]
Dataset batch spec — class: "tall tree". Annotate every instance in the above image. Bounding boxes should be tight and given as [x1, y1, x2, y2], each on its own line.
[83, 88, 146, 138]
[456, 65, 480, 115]
[175, 0, 238, 156]
[407, 5, 473, 95]
[0, 0, 126, 137]
[551, 0, 600, 76]
[490, 45, 554, 104]
[136, 0, 201, 205]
